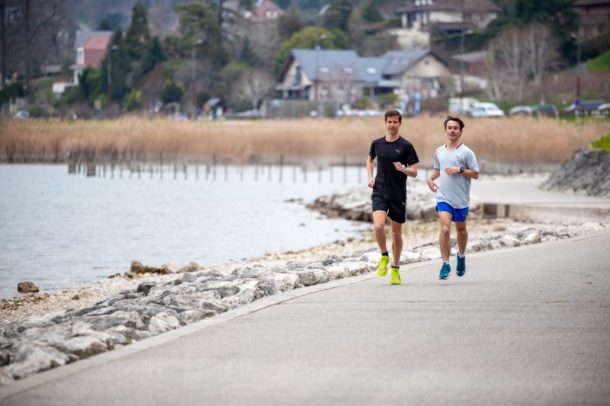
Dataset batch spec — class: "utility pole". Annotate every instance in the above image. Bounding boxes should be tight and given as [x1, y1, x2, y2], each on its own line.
[107, 45, 117, 107]
[191, 38, 203, 117]
[459, 0, 465, 114]
[314, 33, 326, 117]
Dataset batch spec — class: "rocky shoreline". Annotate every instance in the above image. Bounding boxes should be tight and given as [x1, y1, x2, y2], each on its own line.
[1, 178, 608, 385]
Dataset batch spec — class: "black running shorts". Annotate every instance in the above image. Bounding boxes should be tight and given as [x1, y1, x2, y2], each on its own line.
[371, 193, 406, 223]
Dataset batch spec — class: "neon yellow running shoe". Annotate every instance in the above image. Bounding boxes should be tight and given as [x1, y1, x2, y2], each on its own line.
[376, 255, 389, 276]
[390, 267, 402, 285]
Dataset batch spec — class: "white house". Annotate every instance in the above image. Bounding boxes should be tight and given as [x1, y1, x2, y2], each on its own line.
[391, 0, 500, 48]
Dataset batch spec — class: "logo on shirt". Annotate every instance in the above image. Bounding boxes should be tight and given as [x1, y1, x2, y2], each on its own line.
[395, 149, 400, 153]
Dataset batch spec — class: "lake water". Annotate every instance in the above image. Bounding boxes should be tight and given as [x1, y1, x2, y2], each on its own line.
[0, 164, 368, 299]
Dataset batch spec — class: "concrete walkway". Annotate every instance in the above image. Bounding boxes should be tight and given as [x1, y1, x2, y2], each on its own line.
[2, 231, 609, 405]
[471, 176, 610, 223]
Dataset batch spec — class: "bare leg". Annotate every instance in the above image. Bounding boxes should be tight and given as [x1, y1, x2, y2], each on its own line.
[390, 220, 403, 267]
[455, 221, 468, 255]
[438, 211, 453, 261]
[372, 210, 388, 253]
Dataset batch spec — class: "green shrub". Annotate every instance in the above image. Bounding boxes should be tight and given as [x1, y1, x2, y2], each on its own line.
[123, 89, 141, 111]
[160, 81, 183, 104]
[591, 133, 610, 150]
[587, 50, 610, 72]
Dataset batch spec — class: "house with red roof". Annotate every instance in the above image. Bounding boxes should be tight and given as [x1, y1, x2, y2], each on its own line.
[71, 30, 113, 84]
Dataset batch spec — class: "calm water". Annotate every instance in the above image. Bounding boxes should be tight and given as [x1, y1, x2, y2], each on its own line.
[0, 164, 368, 299]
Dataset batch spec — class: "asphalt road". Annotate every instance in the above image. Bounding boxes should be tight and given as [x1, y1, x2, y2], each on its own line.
[1, 232, 609, 405]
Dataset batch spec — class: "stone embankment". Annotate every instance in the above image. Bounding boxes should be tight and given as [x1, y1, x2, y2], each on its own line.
[542, 148, 610, 197]
[307, 179, 451, 221]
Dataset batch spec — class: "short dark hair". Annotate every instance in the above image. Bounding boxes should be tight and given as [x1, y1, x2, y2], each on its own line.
[444, 115, 465, 130]
[385, 109, 402, 123]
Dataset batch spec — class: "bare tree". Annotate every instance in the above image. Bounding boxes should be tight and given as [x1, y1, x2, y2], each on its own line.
[0, 0, 66, 91]
[485, 23, 560, 101]
[236, 68, 274, 110]
[522, 23, 559, 86]
[485, 28, 527, 101]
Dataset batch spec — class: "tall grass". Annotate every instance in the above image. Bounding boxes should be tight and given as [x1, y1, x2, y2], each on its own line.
[1, 116, 608, 166]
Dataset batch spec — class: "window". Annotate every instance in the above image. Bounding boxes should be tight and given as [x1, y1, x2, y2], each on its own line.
[294, 65, 301, 85]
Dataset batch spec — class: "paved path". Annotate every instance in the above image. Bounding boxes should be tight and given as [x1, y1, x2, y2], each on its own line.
[470, 176, 610, 223]
[471, 175, 610, 208]
[2, 231, 609, 405]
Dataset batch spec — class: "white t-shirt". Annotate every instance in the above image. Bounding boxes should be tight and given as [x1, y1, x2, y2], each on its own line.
[433, 143, 479, 209]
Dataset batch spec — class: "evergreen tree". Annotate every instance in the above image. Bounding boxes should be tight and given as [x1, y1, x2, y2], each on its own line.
[239, 37, 258, 66]
[323, 0, 353, 33]
[176, 2, 225, 64]
[361, 0, 383, 23]
[278, 9, 304, 40]
[124, 2, 151, 61]
[140, 37, 166, 77]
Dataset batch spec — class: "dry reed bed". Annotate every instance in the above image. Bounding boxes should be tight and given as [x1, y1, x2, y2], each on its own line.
[1, 116, 608, 165]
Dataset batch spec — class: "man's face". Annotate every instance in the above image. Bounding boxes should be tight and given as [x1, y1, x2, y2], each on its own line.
[385, 116, 401, 136]
[445, 120, 462, 140]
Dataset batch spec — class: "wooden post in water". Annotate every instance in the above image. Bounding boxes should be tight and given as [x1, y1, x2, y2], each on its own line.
[302, 165, 307, 183]
[279, 154, 284, 183]
[86, 149, 96, 177]
[318, 166, 322, 183]
[343, 156, 347, 183]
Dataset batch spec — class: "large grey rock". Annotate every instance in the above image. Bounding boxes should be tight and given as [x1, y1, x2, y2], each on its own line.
[4, 341, 77, 379]
[148, 312, 182, 335]
[542, 149, 610, 197]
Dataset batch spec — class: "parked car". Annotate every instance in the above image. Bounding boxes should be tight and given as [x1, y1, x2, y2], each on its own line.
[14, 110, 29, 119]
[565, 100, 606, 116]
[509, 105, 533, 117]
[532, 104, 558, 118]
[467, 102, 505, 118]
[598, 103, 610, 116]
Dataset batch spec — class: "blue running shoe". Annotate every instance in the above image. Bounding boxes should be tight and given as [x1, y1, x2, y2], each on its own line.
[456, 254, 466, 277]
[439, 263, 451, 280]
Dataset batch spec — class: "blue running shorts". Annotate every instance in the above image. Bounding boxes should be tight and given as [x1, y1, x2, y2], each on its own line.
[436, 202, 469, 222]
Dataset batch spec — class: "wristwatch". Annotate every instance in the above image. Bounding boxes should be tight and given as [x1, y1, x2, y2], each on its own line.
[459, 167, 465, 174]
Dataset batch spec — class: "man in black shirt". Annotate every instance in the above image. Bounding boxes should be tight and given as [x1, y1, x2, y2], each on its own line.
[366, 110, 419, 285]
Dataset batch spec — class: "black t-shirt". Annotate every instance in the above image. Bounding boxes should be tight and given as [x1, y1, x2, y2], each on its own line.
[369, 136, 419, 201]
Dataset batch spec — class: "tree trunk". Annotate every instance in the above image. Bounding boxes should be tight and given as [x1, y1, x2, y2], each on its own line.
[0, 0, 6, 87]
[24, 0, 31, 95]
